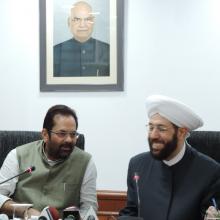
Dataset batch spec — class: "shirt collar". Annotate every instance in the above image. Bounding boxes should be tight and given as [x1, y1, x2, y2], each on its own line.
[163, 142, 186, 166]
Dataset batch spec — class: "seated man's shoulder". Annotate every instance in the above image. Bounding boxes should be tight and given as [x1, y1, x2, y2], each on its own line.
[191, 146, 220, 170]
[131, 152, 151, 163]
[16, 140, 42, 151]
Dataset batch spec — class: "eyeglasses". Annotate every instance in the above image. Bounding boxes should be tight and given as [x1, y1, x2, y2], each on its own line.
[50, 130, 79, 139]
[146, 124, 173, 133]
[71, 16, 94, 24]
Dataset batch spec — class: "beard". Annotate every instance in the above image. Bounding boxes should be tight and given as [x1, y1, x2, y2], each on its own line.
[148, 130, 178, 160]
[57, 143, 75, 159]
[46, 141, 75, 160]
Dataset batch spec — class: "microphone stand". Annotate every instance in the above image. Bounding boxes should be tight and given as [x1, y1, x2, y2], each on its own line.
[0, 166, 35, 185]
[133, 172, 141, 218]
[134, 177, 141, 217]
[117, 173, 144, 220]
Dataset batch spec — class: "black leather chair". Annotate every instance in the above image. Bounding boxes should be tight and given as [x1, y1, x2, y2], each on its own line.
[187, 131, 220, 163]
[0, 130, 219, 168]
[0, 130, 85, 167]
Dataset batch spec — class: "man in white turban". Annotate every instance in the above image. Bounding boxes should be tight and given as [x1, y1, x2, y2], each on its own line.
[119, 95, 220, 220]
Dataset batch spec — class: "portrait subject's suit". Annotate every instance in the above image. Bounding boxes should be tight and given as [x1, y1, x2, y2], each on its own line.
[119, 145, 220, 220]
[53, 38, 109, 77]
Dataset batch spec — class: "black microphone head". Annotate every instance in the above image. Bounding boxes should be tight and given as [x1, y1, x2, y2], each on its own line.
[64, 215, 76, 220]
[63, 206, 80, 220]
[38, 216, 47, 220]
[25, 166, 36, 173]
[30, 166, 36, 171]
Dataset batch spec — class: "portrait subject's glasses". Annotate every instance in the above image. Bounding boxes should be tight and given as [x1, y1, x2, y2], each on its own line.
[71, 16, 94, 24]
[50, 130, 79, 139]
[146, 124, 173, 133]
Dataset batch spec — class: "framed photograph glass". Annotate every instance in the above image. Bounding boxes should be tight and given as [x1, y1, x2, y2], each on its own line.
[39, 0, 124, 92]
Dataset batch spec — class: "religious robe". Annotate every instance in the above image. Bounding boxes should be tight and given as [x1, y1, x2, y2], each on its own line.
[119, 145, 220, 220]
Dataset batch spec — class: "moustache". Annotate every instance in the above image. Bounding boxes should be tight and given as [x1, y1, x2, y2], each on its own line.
[60, 143, 74, 148]
[149, 139, 165, 144]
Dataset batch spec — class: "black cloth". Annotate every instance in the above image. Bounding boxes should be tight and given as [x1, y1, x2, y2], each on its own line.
[119, 145, 220, 220]
[0, 131, 41, 167]
[54, 38, 109, 77]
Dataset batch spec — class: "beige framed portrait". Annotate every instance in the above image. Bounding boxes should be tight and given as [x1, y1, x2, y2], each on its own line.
[39, 0, 124, 92]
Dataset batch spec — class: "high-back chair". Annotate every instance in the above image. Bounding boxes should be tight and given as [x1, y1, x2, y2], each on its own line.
[0, 130, 85, 168]
[187, 131, 220, 163]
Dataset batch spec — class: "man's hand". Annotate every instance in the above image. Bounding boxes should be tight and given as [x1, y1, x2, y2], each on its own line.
[0, 200, 40, 218]
[205, 206, 220, 219]
[27, 208, 41, 218]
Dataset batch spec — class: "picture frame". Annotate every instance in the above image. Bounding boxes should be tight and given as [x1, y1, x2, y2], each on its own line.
[39, 0, 124, 92]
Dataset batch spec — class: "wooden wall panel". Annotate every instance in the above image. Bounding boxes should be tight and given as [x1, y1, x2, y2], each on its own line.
[97, 190, 127, 220]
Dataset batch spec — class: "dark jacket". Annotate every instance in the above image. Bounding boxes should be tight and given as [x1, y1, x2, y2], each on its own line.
[54, 38, 109, 77]
[119, 145, 220, 220]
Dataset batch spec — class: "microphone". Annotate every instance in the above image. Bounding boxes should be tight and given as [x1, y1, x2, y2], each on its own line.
[82, 206, 98, 220]
[133, 172, 141, 218]
[118, 173, 143, 220]
[39, 206, 60, 220]
[0, 166, 36, 185]
[63, 206, 80, 220]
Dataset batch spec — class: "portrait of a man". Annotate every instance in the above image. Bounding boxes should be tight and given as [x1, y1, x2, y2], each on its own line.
[53, 1, 110, 77]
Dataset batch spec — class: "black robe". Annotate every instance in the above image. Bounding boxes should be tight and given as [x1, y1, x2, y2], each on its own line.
[119, 145, 220, 220]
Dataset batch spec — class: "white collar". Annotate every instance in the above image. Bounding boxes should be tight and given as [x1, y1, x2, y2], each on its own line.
[42, 143, 63, 166]
[163, 143, 186, 166]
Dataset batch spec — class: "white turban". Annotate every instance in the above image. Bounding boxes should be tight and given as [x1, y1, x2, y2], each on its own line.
[145, 95, 203, 130]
